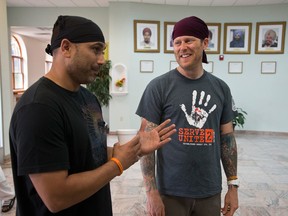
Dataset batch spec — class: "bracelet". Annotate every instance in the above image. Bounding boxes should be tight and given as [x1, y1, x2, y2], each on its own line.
[227, 179, 240, 187]
[111, 157, 124, 175]
[227, 175, 238, 181]
[228, 184, 239, 189]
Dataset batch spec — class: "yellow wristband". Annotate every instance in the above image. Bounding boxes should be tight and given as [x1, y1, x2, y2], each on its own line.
[111, 157, 123, 175]
[227, 176, 238, 181]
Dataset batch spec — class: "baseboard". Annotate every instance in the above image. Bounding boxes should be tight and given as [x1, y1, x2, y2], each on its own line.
[110, 130, 288, 136]
[2, 130, 286, 166]
[234, 130, 288, 136]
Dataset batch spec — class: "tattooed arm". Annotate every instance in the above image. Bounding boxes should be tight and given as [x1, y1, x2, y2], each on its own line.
[140, 120, 165, 216]
[220, 122, 237, 180]
[220, 122, 239, 216]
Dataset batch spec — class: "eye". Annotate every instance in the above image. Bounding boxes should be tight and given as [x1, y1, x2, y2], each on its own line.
[185, 39, 193, 44]
[173, 40, 181, 46]
[93, 46, 104, 55]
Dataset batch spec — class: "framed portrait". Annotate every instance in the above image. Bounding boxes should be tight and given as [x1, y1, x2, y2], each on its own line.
[203, 61, 214, 73]
[134, 20, 160, 53]
[169, 60, 178, 70]
[255, 22, 286, 54]
[164, 22, 176, 53]
[228, 61, 243, 74]
[261, 61, 276, 74]
[224, 23, 252, 54]
[206, 23, 221, 54]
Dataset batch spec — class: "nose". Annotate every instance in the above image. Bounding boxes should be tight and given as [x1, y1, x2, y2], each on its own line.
[97, 54, 106, 65]
[178, 41, 188, 50]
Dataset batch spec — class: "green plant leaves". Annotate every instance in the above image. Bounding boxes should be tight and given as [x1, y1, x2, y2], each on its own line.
[87, 60, 112, 106]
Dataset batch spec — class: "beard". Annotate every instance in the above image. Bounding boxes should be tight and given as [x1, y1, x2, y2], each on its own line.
[67, 51, 100, 85]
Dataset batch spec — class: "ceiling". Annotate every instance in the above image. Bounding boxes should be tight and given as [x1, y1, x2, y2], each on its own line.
[6, 0, 288, 7]
[8, 0, 288, 43]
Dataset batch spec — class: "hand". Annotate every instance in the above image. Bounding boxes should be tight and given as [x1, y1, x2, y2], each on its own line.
[221, 187, 238, 215]
[138, 118, 176, 156]
[112, 136, 140, 170]
[146, 190, 165, 216]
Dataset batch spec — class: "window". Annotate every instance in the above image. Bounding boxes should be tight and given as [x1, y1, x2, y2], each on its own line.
[11, 36, 24, 90]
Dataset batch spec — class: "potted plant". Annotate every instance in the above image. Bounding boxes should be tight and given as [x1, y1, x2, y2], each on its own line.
[233, 107, 248, 129]
[86, 60, 112, 107]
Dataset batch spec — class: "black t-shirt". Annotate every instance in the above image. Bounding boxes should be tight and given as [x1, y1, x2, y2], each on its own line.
[136, 70, 234, 198]
[9, 77, 112, 216]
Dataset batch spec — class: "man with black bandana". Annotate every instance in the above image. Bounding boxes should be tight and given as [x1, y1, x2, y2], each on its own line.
[137, 16, 239, 216]
[9, 15, 176, 216]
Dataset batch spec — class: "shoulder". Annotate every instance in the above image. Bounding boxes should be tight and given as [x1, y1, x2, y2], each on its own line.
[150, 70, 176, 83]
[145, 70, 176, 91]
[205, 72, 230, 89]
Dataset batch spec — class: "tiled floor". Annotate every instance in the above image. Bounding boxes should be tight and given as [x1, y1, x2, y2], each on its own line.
[2, 132, 288, 215]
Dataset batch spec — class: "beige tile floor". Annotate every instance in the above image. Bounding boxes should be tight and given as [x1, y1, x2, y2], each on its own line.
[2, 132, 288, 215]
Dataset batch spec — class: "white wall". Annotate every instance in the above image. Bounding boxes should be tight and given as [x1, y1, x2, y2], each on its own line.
[7, 7, 109, 41]
[20, 35, 47, 86]
[4, 7, 109, 157]
[6, 3, 288, 135]
[108, 3, 288, 133]
[0, 0, 13, 160]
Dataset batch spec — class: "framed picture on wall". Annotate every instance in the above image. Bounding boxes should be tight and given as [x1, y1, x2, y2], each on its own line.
[224, 23, 252, 54]
[228, 61, 243, 74]
[134, 20, 160, 53]
[140, 60, 154, 73]
[203, 61, 214, 73]
[206, 23, 221, 54]
[164, 22, 176, 53]
[261, 61, 277, 74]
[169, 60, 178, 70]
[255, 22, 286, 54]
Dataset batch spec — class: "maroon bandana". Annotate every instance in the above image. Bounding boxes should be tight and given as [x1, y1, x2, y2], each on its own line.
[172, 16, 208, 63]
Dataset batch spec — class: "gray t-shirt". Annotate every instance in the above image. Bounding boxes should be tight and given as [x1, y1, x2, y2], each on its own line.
[136, 69, 234, 198]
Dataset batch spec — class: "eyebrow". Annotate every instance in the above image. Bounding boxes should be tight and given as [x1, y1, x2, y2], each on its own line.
[91, 42, 105, 49]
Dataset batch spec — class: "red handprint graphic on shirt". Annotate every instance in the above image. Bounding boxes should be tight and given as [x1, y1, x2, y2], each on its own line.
[180, 90, 216, 128]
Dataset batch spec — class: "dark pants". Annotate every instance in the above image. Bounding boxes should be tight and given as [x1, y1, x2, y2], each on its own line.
[161, 193, 221, 216]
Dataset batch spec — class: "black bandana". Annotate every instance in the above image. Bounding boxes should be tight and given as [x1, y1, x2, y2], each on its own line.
[45, 15, 105, 56]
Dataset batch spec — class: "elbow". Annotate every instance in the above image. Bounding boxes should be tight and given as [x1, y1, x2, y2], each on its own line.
[42, 196, 68, 213]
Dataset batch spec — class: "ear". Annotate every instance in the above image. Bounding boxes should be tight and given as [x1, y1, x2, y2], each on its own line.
[203, 38, 209, 50]
[60, 39, 73, 56]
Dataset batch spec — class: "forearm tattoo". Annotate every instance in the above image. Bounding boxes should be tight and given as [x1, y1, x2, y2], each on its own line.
[220, 132, 238, 179]
[140, 121, 158, 192]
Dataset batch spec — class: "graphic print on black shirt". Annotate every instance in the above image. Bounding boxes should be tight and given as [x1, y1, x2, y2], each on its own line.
[179, 90, 216, 146]
[80, 96, 107, 167]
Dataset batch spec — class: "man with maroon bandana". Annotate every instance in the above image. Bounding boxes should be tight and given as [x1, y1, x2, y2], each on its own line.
[137, 16, 239, 216]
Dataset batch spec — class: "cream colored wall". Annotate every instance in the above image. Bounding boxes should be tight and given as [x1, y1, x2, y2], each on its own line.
[0, 0, 13, 161]
[19, 35, 47, 86]
[4, 3, 288, 153]
[108, 3, 288, 133]
[3, 7, 109, 157]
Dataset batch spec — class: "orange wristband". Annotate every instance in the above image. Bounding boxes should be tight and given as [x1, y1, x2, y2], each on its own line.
[111, 157, 123, 175]
[227, 176, 238, 181]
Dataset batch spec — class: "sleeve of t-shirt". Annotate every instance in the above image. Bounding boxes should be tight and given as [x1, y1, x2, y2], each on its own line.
[220, 84, 234, 125]
[136, 79, 163, 125]
[14, 103, 70, 176]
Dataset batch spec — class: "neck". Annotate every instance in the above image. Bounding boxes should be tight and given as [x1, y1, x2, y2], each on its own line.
[177, 65, 204, 79]
[45, 69, 80, 92]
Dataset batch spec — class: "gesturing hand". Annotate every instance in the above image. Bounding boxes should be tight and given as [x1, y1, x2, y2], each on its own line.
[138, 118, 176, 156]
